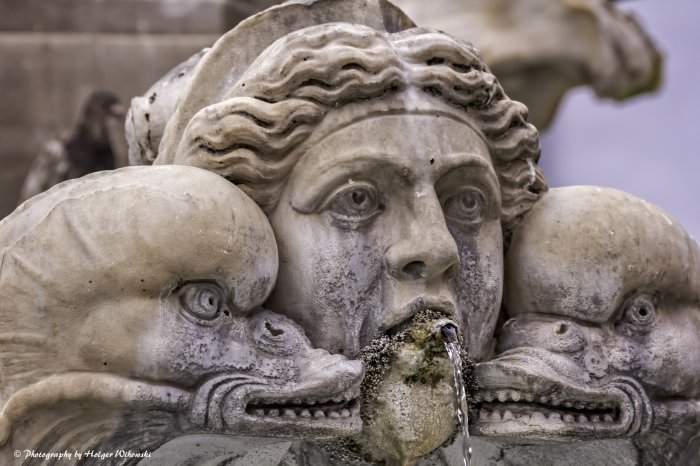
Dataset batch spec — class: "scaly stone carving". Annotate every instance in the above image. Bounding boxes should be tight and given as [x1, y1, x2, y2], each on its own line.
[0, 166, 363, 464]
[475, 186, 700, 465]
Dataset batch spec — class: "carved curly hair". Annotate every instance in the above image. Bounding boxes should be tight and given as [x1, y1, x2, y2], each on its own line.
[173, 24, 547, 235]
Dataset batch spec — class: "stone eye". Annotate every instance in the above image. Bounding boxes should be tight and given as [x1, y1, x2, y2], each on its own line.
[622, 295, 657, 326]
[179, 283, 224, 322]
[326, 184, 383, 227]
[443, 187, 485, 227]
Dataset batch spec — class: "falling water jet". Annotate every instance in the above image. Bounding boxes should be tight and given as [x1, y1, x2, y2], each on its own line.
[440, 323, 472, 466]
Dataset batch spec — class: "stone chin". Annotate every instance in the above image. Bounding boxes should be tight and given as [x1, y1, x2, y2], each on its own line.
[473, 349, 652, 440]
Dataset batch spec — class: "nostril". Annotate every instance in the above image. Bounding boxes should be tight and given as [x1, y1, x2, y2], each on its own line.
[555, 322, 568, 335]
[402, 261, 426, 279]
[265, 321, 284, 336]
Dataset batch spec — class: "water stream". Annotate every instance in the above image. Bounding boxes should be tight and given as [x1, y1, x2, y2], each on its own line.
[441, 324, 472, 466]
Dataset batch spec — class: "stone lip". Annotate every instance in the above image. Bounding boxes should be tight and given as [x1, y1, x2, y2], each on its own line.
[473, 348, 652, 440]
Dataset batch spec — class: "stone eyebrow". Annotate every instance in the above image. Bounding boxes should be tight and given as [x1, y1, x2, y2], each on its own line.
[290, 153, 413, 214]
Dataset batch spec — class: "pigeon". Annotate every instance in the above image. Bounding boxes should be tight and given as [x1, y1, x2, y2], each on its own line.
[18, 90, 125, 203]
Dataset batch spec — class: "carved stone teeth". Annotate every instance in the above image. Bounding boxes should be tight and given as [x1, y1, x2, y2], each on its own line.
[473, 393, 483, 402]
[563, 414, 575, 423]
[603, 414, 614, 422]
[252, 409, 265, 416]
[531, 412, 545, 421]
[267, 409, 279, 417]
[524, 393, 535, 402]
[283, 409, 296, 417]
[497, 391, 508, 402]
[587, 402, 598, 410]
[550, 397, 561, 406]
[340, 408, 351, 418]
[291, 398, 301, 405]
[590, 415, 600, 422]
[332, 397, 343, 403]
[314, 410, 325, 418]
[328, 411, 341, 419]
[538, 395, 548, 404]
[510, 391, 521, 402]
[575, 402, 586, 410]
[546, 412, 562, 421]
[502, 410, 514, 420]
[563, 401, 573, 408]
[484, 392, 496, 402]
[479, 410, 489, 420]
[489, 411, 502, 421]
[575, 414, 587, 423]
[300, 409, 312, 418]
[307, 399, 316, 405]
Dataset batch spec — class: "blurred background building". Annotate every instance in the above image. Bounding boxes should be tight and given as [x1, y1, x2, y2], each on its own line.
[538, 1, 700, 243]
[1, 0, 697, 240]
[0, 0, 278, 218]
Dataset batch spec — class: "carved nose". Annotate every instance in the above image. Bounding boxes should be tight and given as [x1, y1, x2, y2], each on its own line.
[498, 317, 587, 354]
[385, 198, 459, 282]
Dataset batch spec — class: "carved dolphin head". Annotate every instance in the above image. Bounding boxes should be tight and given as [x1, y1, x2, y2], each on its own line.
[0, 166, 363, 459]
[474, 186, 700, 459]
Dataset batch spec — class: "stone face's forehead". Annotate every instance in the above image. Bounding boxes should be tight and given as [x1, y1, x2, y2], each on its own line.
[295, 113, 491, 175]
[505, 186, 700, 322]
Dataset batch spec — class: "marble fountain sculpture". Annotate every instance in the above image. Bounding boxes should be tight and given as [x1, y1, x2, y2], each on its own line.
[0, 166, 365, 464]
[1, 0, 697, 465]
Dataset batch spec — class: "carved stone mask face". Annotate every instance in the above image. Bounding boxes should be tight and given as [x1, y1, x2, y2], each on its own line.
[266, 113, 503, 357]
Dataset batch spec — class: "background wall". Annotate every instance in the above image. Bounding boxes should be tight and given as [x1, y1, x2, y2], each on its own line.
[0, 0, 278, 219]
[539, 0, 700, 241]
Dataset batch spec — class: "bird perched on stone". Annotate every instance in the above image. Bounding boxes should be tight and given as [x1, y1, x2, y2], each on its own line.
[18, 90, 126, 203]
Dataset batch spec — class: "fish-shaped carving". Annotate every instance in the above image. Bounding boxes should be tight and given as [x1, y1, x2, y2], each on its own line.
[0, 166, 363, 465]
[474, 186, 700, 465]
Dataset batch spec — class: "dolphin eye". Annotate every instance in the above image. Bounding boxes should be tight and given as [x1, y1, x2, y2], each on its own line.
[622, 295, 657, 327]
[179, 283, 225, 322]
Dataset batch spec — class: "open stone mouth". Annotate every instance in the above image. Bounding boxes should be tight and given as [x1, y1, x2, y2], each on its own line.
[245, 395, 361, 420]
[475, 389, 620, 426]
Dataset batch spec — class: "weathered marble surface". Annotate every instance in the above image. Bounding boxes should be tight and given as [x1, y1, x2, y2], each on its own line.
[3, 1, 697, 465]
[127, 0, 547, 462]
[123, 1, 549, 463]
[0, 166, 363, 464]
[475, 186, 700, 465]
